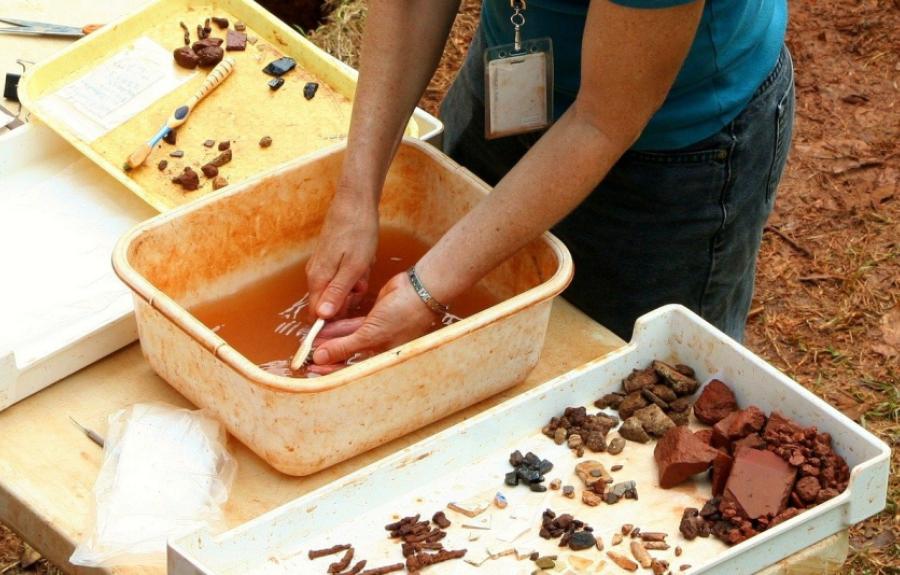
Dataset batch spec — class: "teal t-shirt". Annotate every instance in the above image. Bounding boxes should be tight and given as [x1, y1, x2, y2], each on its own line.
[481, 0, 787, 150]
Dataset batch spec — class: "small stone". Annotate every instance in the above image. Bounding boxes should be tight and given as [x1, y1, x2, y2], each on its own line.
[157, 159, 168, 170]
[675, 546, 683, 556]
[642, 388, 670, 410]
[212, 176, 228, 190]
[693, 379, 739, 425]
[621, 524, 634, 535]
[607, 551, 638, 572]
[795, 475, 821, 503]
[618, 392, 649, 419]
[623, 367, 660, 393]
[619, 417, 651, 443]
[569, 531, 597, 551]
[218, 140, 230, 151]
[535, 556, 555, 569]
[670, 409, 691, 426]
[680, 565, 692, 571]
[530, 483, 548, 493]
[163, 129, 177, 145]
[303, 81, 319, 100]
[650, 384, 678, 403]
[669, 397, 693, 413]
[607, 437, 626, 455]
[203, 139, 215, 148]
[494, 492, 508, 508]
[568, 433, 583, 450]
[595, 393, 624, 410]
[268, 77, 285, 90]
[169, 150, 184, 158]
[209, 149, 232, 166]
[654, 426, 720, 488]
[576, 445, 585, 458]
[611, 464, 623, 472]
[201, 163, 218, 178]
[262, 57, 296, 77]
[196, 45, 224, 67]
[562, 485, 575, 498]
[612, 533, 623, 546]
[554, 427, 568, 445]
[173, 46, 199, 69]
[505, 471, 519, 486]
[171, 166, 199, 190]
[549, 478, 561, 490]
[582, 491, 602, 507]
[234, 21, 246, 31]
[633, 404, 676, 438]
[259, 135, 273, 148]
[585, 432, 607, 452]
[568, 555, 593, 570]
[653, 360, 700, 396]
[211, 16, 228, 28]
[575, 461, 611, 487]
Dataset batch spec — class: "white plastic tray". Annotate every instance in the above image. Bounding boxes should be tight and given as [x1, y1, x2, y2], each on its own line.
[169, 305, 890, 574]
[0, 122, 154, 411]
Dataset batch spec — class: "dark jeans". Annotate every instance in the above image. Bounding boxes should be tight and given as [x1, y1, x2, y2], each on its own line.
[440, 30, 795, 342]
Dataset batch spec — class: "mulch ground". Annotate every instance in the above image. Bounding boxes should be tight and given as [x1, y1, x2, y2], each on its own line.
[1, 0, 896, 573]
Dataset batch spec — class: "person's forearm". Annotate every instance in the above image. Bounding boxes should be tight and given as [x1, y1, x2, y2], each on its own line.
[416, 106, 630, 303]
[340, 0, 460, 204]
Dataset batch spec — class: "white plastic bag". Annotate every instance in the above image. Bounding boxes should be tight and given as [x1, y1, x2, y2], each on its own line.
[70, 403, 237, 567]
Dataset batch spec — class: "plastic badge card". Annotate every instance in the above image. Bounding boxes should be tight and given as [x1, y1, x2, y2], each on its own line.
[484, 38, 553, 139]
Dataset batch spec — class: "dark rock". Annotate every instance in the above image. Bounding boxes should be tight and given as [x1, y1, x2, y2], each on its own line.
[654, 426, 720, 488]
[619, 417, 651, 443]
[196, 45, 224, 67]
[594, 393, 624, 410]
[618, 392, 649, 419]
[173, 46, 199, 69]
[568, 531, 597, 551]
[623, 367, 659, 393]
[795, 476, 821, 504]
[642, 388, 670, 410]
[268, 77, 285, 90]
[652, 360, 699, 396]
[675, 364, 696, 377]
[201, 163, 218, 178]
[723, 447, 797, 519]
[169, 150, 184, 158]
[209, 149, 232, 167]
[157, 159, 168, 170]
[191, 37, 223, 53]
[218, 140, 230, 151]
[650, 384, 678, 403]
[504, 471, 518, 486]
[262, 57, 297, 76]
[303, 82, 319, 100]
[211, 16, 229, 28]
[164, 129, 177, 145]
[607, 437, 626, 455]
[633, 404, 676, 438]
[171, 167, 199, 190]
[679, 508, 707, 540]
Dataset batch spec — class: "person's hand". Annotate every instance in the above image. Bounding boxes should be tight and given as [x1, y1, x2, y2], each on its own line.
[311, 272, 438, 367]
[306, 189, 379, 319]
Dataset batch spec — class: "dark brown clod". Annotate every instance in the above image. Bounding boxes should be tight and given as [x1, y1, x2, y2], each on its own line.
[169, 150, 184, 158]
[308, 544, 351, 560]
[212, 176, 228, 190]
[211, 16, 229, 29]
[218, 140, 230, 151]
[201, 164, 218, 178]
[259, 135, 273, 148]
[328, 548, 354, 574]
[164, 129, 177, 145]
[192, 37, 223, 53]
[209, 148, 232, 167]
[226, 29, 247, 51]
[157, 159, 168, 171]
[196, 45, 224, 67]
[173, 46, 199, 69]
[172, 167, 199, 190]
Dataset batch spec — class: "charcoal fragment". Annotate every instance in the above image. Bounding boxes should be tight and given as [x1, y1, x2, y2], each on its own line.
[303, 82, 319, 100]
[169, 150, 184, 158]
[268, 77, 285, 91]
[164, 129, 177, 145]
[263, 57, 296, 76]
[211, 16, 229, 29]
[171, 166, 199, 190]
[201, 164, 218, 178]
[157, 159, 168, 171]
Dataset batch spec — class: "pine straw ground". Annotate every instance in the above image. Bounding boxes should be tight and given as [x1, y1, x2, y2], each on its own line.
[1, 0, 895, 573]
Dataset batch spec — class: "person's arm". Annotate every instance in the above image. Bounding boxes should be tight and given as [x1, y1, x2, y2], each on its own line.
[306, 0, 461, 318]
[313, 0, 705, 366]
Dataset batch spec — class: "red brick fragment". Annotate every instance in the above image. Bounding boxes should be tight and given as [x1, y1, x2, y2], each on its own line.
[723, 447, 797, 519]
[693, 379, 738, 424]
[711, 406, 767, 448]
[654, 427, 720, 488]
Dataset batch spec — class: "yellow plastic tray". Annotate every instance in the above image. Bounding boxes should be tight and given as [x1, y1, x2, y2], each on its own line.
[20, 0, 440, 212]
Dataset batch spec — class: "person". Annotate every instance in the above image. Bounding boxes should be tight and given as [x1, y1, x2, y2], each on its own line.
[305, 0, 794, 371]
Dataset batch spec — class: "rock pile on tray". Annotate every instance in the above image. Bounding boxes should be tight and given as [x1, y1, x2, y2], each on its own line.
[595, 360, 700, 443]
[651, 379, 850, 545]
[542, 406, 619, 455]
[538, 509, 599, 551]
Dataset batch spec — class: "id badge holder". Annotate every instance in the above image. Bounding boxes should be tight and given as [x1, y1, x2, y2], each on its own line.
[484, 2, 553, 139]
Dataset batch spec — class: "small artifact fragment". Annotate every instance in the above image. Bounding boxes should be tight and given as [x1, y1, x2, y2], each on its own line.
[201, 164, 218, 178]
[196, 45, 224, 67]
[575, 461, 611, 487]
[226, 29, 247, 51]
[534, 556, 555, 569]
[268, 77, 285, 90]
[169, 150, 184, 158]
[218, 140, 230, 151]
[494, 492, 508, 509]
[172, 167, 199, 190]
[606, 551, 638, 572]
[308, 544, 351, 559]
[581, 491, 602, 507]
[553, 427, 567, 445]
[562, 485, 575, 499]
[633, 404, 676, 438]
[610, 464, 623, 472]
[209, 148, 233, 166]
[173, 46, 199, 69]
[212, 176, 228, 190]
[328, 548, 354, 573]
[164, 129, 177, 145]
[607, 437, 626, 455]
[630, 541, 652, 568]
[680, 565, 692, 572]
[304, 82, 319, 100]
[652, 360, 699, 396]
[723, 447, 797, 519]
[617, 392, 649, 420]
[611, 533, 623, 546]
[643, 541, 670, 551]
[678, 508, 710, 541]
[693, 379, 738, 424]
[651, 559, 668, 575]
[211, 16, 228, 29]
[603, 480, 638, 505]
[711, 406, 767, 447]
[263, 56, 297, 76]
[654, 426, 720, 488]
[505, 450, 553, 490]
[549, 478, 561, 490]
[157, 159, 168, 171]
[623, 367, 659, 393]
[203, 139, 215, 148]
[234, 21, 246, 31]
[432, 511, 451, 529]
[640, 532, 667, 542]
[179, 21, 190, 45]
[567, 433, 583, 450]
[675, 546, 683, 557]
[621, 524, 633, 535]
[259, 135, 273, 148]
[447, 499, 489, 518]
[568, 555, 593, 570]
